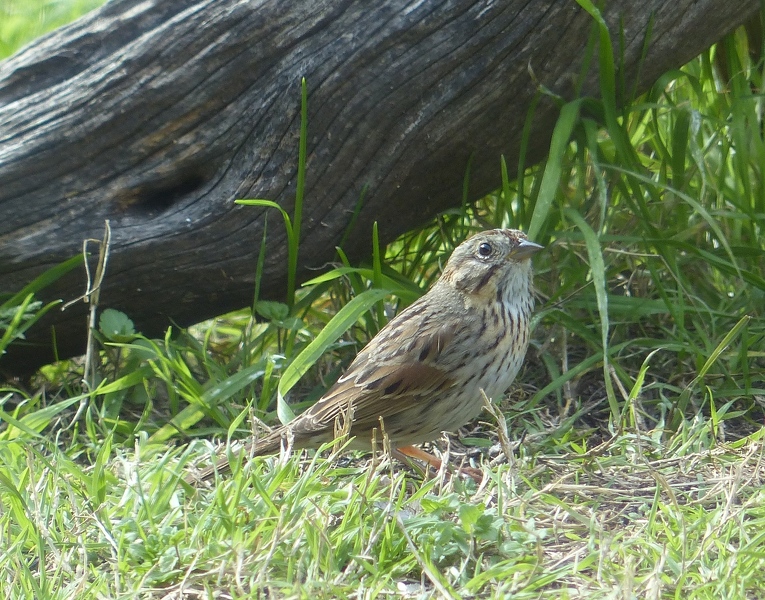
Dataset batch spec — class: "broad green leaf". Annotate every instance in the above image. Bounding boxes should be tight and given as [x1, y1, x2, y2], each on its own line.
[99, 308, 136, 342]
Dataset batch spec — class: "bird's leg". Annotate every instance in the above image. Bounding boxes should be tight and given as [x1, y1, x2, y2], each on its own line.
[393, 445, 484, 483]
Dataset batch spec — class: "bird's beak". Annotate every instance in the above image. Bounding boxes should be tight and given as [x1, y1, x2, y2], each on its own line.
[508, 239, 544, 260]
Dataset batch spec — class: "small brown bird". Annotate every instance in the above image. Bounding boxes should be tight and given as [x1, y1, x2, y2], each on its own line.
[191, 229, 542, 482]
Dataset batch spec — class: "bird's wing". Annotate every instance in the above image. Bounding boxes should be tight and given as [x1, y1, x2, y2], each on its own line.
[288, 322, 458, 439]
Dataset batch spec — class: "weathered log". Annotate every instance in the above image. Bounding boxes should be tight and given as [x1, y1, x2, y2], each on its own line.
[0, 0, 758, 372]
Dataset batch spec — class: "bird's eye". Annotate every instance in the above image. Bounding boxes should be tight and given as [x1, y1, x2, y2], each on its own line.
[478, 242, 493, 257]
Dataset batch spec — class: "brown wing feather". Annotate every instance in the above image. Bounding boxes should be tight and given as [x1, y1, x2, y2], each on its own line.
[293, 362, 455, 436]
[191, 302, 459, 482]
[286, 320, 457, 442]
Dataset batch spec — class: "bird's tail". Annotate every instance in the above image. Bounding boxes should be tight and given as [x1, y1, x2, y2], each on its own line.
[185, 427, 287, 484]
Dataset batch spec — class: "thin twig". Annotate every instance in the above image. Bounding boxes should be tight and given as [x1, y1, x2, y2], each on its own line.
[481, 389, 515, 465]
[63, 220, 111, 428]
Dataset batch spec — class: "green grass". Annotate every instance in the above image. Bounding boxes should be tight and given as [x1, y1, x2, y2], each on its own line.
[2, 1, 765, 598]
[0, 0, 105, 58]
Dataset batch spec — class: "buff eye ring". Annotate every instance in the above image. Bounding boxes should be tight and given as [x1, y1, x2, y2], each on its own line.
[478, 242, 493, 257]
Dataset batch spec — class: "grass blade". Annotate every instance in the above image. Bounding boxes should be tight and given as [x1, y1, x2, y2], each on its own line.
[277, 288, 390, 424]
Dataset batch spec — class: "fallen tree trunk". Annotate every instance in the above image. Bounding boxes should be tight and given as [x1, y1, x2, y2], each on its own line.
[0, 0, 757, 373]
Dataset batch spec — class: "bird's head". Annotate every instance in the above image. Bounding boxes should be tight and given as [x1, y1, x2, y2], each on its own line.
[441, 229, 543, 298]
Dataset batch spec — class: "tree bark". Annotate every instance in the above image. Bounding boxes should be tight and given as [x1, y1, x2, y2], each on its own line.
[0, 0, 757, 372]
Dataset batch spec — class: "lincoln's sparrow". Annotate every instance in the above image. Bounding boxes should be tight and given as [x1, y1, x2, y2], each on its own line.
[190, 229, 541, 482]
